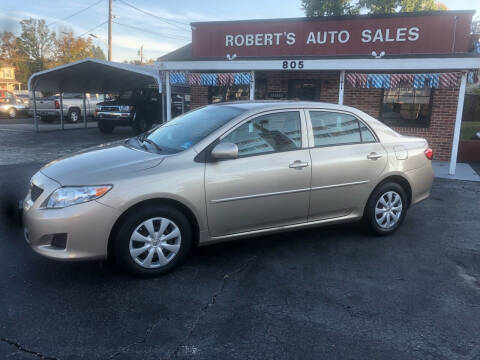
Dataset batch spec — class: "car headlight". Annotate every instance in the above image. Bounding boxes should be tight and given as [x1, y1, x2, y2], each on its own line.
[119, 105, 132, 112]
[44, 186, 112, 209]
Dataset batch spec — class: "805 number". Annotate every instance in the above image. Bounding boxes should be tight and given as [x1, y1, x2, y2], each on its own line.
[282, 60, 304, 70]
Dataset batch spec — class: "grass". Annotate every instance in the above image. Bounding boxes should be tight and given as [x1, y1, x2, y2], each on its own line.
[461, 121, 480, 140]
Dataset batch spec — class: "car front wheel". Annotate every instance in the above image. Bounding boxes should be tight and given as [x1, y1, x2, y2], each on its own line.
[113, 205, 192, 277]
[365, 182, 407, 235]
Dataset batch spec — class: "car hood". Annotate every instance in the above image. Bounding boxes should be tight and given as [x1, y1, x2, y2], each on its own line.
[40, 141, 165, 185]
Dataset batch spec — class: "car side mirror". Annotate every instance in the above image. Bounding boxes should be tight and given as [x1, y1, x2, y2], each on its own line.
[211, 142, 238, 160]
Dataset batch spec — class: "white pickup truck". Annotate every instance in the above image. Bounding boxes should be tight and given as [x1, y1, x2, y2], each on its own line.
[30, 93, 105, 123]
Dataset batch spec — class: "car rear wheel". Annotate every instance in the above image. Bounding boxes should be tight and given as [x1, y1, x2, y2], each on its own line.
[98, 120, 115, 133]
[113, 205, 192, 277]
[364, 182, 407, 236]
[8, 108, 16, 118]
[68, 108, 80, 123]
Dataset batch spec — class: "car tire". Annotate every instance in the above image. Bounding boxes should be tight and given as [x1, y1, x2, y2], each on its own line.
[67, 108, 81, 123]
[8, 108, 16, 119]
[364, 182, 408, 236]
[133, 117, 151, 134]
[98, 120, 115, 134]
[113, 204, 192, 277]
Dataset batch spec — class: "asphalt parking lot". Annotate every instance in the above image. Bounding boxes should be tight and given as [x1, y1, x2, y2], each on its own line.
[1, 127, 480, 359]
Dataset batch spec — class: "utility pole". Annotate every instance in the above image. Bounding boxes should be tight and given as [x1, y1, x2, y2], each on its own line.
[108, 0, 112, 61]
[139, 45, 143, 64]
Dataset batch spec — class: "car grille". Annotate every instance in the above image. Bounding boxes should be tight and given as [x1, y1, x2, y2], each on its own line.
[30, 184, 44, 202]
[101, 106, 120, 112]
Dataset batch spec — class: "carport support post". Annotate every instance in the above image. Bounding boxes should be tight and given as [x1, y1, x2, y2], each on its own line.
[59, 93, 64, 130]
[338, 70, 345, 105]
[161, 90, 166, 123]
[249, 71, 255, 100]
[166, 71, 172, 122]
[32, 88, 38, 132]
[448, 71, 467, 175]
[82, 93, 87, 128]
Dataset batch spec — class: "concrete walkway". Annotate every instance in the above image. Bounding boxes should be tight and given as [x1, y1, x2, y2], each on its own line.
[433, 161, 480, 182]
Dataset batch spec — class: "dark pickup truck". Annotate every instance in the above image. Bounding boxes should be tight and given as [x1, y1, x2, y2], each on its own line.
[95, 89, 162, 134]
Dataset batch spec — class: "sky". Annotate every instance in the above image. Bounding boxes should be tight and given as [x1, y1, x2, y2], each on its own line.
[0, 0, 479, 62]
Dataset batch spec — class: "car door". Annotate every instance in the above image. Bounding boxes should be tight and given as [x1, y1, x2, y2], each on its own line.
[205, 110, 311, 237]
[306, 109, 387, 221]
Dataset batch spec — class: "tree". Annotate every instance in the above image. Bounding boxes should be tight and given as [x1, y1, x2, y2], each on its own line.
[52, 31, 95, 67]
[357, 0, 398, 14]
[90, 45, 106, 60]
[436, 2, 448, 10]
[16, 18, 55, 71]
[303, 0, 445, 16]
[0, 32, 18, 64]
[301, 0, 358, 16]
[400, 0, 436, 12]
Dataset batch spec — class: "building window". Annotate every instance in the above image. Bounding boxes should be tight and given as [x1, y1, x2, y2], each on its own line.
[208, 85, 249, 104]
[288, 80, 320, 101]
[381, 87, 432, 128]
[1, 68, 13, 79]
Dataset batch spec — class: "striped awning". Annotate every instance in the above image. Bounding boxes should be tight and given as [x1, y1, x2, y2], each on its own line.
[346, 72, 461, 89]
[168, 72, 251, 86]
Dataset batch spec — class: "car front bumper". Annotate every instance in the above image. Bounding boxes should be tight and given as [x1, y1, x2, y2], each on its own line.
[22, 171, 121, 261]
[96, 112, 133, 125]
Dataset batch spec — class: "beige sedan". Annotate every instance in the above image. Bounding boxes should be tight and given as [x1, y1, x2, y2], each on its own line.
[23, 101, 434, 277]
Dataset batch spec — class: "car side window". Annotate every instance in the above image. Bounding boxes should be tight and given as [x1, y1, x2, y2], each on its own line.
[309, 111, 363, 147]
[359, 122, 376, 143]
[221, 111, 302, 157]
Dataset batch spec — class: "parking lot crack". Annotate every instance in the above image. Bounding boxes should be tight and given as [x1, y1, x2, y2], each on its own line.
[1, 337, 59, 360]
[169, 254, 260, 359]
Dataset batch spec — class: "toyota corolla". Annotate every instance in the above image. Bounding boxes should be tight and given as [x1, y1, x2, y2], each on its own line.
[23, 101, 434, 277]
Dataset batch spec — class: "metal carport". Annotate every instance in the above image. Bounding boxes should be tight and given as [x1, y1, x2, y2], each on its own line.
[28, 58, 163, 131]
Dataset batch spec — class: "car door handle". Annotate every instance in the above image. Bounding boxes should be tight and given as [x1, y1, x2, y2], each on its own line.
[289, 160, 309, 169]
[367, 152, 383, 160]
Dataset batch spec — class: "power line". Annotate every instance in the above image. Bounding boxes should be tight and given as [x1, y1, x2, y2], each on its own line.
[113, 21, 190, 40]
[48, 0, 105, 27]
[78, 20, 109, 38]
[115, 0, 191, 32]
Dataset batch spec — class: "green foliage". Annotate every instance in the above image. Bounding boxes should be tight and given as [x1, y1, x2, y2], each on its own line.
[301, 0, 358, 16]
[400, 0, 436, 12]
[16, 18, 56, 68]
[357, 0, 398, 14]
[303, 0, 444, 16]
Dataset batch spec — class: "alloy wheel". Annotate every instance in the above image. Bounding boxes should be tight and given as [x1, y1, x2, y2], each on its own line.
[70, 111, 79, 122]
[129, 217, 181, 269]
[374, 191, 403, 229]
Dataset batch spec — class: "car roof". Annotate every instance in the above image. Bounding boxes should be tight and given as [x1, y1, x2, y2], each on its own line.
[210, 100, 360, 113]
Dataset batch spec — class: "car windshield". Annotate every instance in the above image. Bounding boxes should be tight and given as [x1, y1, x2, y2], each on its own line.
[136, 105, 246, 153]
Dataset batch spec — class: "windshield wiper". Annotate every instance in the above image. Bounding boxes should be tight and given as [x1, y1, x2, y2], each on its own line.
[141, 137, 162, 153]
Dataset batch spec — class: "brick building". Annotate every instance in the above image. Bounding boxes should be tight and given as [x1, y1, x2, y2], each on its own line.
[157, 10, 480, 173]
